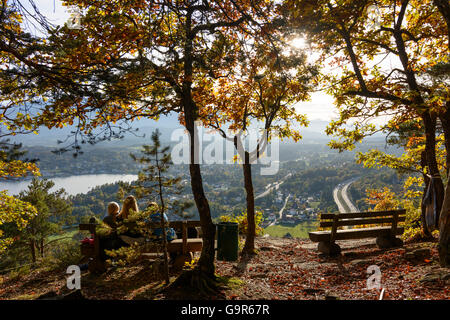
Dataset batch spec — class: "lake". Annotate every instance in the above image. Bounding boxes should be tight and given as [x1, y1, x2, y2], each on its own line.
[0, 174, 138, 196]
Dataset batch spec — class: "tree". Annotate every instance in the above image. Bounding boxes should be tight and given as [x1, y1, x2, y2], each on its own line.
[205, 39, 316, 255]
[124, 129, 191, 284]
[284, 0, 448, 257]
[0, 140, 39, 254]
[431, 0, 450, 266]
[11, 178, 72, 263]
[0, 1, 283, 290]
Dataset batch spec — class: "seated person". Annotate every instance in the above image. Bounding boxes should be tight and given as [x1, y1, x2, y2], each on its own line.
[117, 195, 147, 245]
[147, 202, 177, 242]
[103, 202, 119, 228]
[116, 195, 138, 222]
[98, 202, 128, 261]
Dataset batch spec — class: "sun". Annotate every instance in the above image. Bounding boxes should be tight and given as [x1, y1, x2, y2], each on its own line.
[290, 37, 307, 49]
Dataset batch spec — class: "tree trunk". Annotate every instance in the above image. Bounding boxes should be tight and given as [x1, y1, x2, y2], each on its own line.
[157, 157, 170, 285]
[168, 13, 217, 293]
[40, 238, 44, 257]
[438, 106, 450, 266]
[438, 179, 450, 267]
[242, 151, 256, 255]
[30, 240, 36, 263]
[188, 163, 216, 276]
[422, 111, 445, 229]
[184, 97, 216, 277]
[420, 151, 433, 238]
[434, 0, 450, 268]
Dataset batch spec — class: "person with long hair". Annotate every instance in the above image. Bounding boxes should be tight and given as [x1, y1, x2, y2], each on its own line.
[103, 202, 119, 227]
[117, 195, 139, 221]
[117, 195, 145, 245]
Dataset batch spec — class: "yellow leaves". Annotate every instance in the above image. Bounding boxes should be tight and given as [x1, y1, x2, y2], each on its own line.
[0, 190, 37, 254]
[0, 160, 40, 179]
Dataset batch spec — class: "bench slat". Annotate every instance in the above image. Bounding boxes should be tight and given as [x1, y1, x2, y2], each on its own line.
[167, 239, 203, 253]
[320, 210, 405, 220]
[145, 220, 201, 229]
[309, 226, 404, 242]
[79, 223, 97, 233]
[320, 216, 405, 228]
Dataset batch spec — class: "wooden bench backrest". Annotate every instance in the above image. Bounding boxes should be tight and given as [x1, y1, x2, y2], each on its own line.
[79, 223, 97, 234]
[319, 210, 406, 229]
[79, 220, 202, 256]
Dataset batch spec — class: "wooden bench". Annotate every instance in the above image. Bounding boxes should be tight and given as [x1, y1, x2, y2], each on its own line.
[309, 209, 406, 255]
[79, 220, 203, 273]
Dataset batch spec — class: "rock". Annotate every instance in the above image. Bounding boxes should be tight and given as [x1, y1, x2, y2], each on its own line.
[350, 259, 371, 267]
[36, 289, 88, 300]
[36, 291, 58, 299]
[283, 233, 293, 239]
[441, 273, 450, 281]
[325, 292, 339, 300]
[420, 273, 441, 283]
[259, 246, 275, 251]
[405, 247, 432, 262]
[318, 242, 341, 256]
[412, 248, 431, 258]
[61, 289, 88, 300]
[343, 252, 358, 258]
[303, 288, 324, 295]
[405, 252, 416, 260]
[376, 236, 403, 249]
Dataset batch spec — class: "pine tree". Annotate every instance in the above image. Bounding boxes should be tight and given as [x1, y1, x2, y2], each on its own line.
[14, 178, 72, 263]
[125, 129, 191, 284]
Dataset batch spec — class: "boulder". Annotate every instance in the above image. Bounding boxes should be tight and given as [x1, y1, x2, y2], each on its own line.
[318, 242, 341, 256]
[376, 236, 403, 249]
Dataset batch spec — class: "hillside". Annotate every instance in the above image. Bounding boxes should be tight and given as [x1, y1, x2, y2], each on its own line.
[0, 236, 448, 300]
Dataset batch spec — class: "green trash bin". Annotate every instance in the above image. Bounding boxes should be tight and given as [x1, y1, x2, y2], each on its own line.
[216, 222, 239, 261]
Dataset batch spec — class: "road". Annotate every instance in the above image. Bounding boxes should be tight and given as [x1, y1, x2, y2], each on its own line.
[268, 193, 291, 226]
[255, 173, 292, 200]
[333, 178, 359, 213]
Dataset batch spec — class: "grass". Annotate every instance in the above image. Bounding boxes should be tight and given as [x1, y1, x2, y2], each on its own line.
[264, 221, 318, 239]
[47, 228, 79, 243]
[216, 275, 244, 290]
[309, 201, 320, 209]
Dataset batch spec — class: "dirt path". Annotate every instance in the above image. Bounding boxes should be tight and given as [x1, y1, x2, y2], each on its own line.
[216, 236, 449, 300]
[0, 236, 448, 300]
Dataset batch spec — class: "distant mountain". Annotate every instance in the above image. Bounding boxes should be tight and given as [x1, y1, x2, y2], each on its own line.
[6, 114, 386, 148]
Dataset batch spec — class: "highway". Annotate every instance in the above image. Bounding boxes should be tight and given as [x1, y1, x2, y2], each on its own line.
[333, 177, 359, 213]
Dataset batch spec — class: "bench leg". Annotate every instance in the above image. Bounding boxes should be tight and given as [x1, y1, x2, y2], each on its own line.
[88, 258, 107, 274]
[318, 241, 341, 255]
[376, 235, 403, 249]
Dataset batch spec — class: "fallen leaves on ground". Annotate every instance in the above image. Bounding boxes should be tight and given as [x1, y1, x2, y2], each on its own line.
[0, 237, 448, 300]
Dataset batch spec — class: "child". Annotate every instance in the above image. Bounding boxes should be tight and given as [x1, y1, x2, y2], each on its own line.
[103, 202, 120, 228]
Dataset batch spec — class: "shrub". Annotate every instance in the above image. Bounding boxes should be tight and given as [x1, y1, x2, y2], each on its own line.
[219, 210, 265, 236]
[43, 240, 82, 270]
